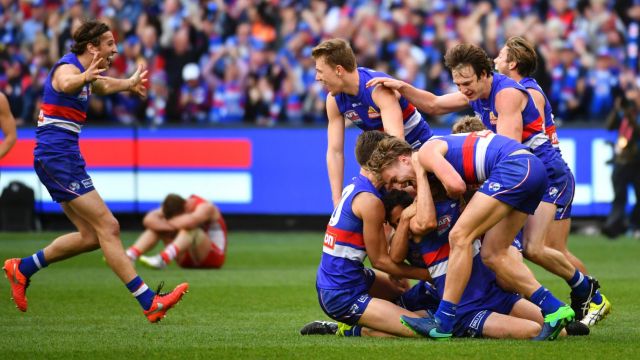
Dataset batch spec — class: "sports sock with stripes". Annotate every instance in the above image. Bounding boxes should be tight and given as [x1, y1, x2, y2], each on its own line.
[18, 249, 48, 278]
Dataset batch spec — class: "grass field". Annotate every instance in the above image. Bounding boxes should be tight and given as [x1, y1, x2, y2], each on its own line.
[0, 231, 638, 359]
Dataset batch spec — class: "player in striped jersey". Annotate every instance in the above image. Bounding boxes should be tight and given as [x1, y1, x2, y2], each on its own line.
[2, 20, 187, 322]
[315, 131, 436, 337]
[367, 130, 574, 340]
[367, 43, 598, 325]
[312, 39, 433, 207]
[494, 36, 610, 326]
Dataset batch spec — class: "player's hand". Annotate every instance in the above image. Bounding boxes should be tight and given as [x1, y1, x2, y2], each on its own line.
[401, 203, 417, 222]
[84, 52, 108, 83]
[389, 274, 410, 292]
[128, 64, 149, 99]
[366, 77, 407, 91]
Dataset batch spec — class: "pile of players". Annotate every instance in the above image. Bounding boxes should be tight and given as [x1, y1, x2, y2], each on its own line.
[304, 37, 611, 340]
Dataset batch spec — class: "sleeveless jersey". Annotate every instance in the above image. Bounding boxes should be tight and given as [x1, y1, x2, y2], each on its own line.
[520, 77, 561, 151]
[469, 72, 562, 166]
[431, 131, 527, 185]
[316, 174, 380, 289]
[187, 194, 225, 233]
[38, 53, 90, 133]
[406, 199, 496, 308]
[334, 67, 433, 148]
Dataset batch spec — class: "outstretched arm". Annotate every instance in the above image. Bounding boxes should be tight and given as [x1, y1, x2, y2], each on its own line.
[0, 93, 17, 159]
[366, 77, 469, 115]
[326, 95, 346, 207]
[91, 63, 149, 98]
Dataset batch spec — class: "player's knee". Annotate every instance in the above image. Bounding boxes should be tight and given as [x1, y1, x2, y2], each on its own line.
[448, 227, 471, 249]
[522, 242, 544, 263]
[98, 216, 121, 239]
[480, 249, 499, 270]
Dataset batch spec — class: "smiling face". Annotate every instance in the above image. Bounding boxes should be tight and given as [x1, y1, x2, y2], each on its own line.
[379, 155, 416, 191]
[494, 46, 512, 75]
[314, 56, 342, 95]
[88, 31, 118, 68]
[451, 65, 489, 101]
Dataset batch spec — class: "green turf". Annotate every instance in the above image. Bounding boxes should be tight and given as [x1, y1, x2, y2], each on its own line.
[0, 231, 638, 359]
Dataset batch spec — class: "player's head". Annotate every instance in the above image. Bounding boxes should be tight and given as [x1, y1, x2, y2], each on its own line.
[382, 189, 414, 228]
[367, 137, 415, 189]
[312, 38, 357, 95]
[70, 20, 117, 67]
[452, 115, 487, 134]
[444, 44, 493, 101]
[495, 36, 537, 77]
[355, 130, 393, 168]
[162, 193, 186, 219]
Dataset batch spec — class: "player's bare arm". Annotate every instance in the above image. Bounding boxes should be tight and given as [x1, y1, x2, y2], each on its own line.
[494, 88, 526, 142]
[409, 153, 437, 235]
[367, 77, 469, 115]
[371, 85, 404, 138]
[51, 53, 107, 94]
[92, 63, 149, 98]
[418, 140, 466, 199]
[388, 203, 415, 263]
[326, 95, 346, 207]
[354, 193, 429, 281]
[168, 202, 214, 230]
[0, 93, 17, 159]
[142, 208, 176, 233]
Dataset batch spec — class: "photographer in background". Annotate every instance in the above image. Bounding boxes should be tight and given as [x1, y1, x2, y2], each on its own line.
[602, 86, 640, 239]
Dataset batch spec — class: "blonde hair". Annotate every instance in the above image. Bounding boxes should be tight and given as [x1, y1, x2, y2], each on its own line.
[311, 38, 357, 72]
[366, 137, 413, 176]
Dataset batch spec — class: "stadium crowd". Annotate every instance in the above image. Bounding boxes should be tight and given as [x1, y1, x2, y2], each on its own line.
[1, 0, 639, 126]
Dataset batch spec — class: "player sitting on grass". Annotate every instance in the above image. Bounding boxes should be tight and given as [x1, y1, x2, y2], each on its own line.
[126, 194, 227, 270]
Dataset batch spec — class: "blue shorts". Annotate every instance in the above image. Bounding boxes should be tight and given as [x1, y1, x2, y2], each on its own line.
[552, 165, 575, 220]
[541, 157, 574, 216]
[396, 280, 440, 313]
[316, 268, 376, 326]
[453, 285, 521, 338]
[34, 126, 94, 203]
[480, 154, 547, 215]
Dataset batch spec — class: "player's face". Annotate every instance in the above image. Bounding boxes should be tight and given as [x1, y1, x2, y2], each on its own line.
[314, 57, 341, 95]
[380, 156, 416, 190]
[494, 46, 511, 75]
[452, 65, 485, 101]
[388, 205, 404, 229]
[91, 31, 118, 68]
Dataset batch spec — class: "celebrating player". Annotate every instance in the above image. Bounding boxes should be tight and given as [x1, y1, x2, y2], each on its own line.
[311, 38, 433, 207]
[2, 20, 187, 323]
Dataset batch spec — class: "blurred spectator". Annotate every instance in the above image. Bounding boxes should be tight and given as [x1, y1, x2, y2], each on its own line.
[2, 1, 640, 126]
[179, 62, 209, 123]
[602, 94, 640, 238]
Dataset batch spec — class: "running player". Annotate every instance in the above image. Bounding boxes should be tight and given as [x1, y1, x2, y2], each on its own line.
[2, 20, 187, 323]
[366, 43, 598, 322]
[367, 128, 574, 340]
[128, 194, 227, 270]
[311, 38, 433, 207]
[0, 92, 17, 160]
[494, 36, 611, 325]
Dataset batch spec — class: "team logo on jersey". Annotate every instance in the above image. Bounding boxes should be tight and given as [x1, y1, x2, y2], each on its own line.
[437, 215, 452, 236]
[78, 87, 89, 101]
[344, 110, 362, 125]
[323, 232, 336, 249]
[489, 111, 498, 125]
[81, 178, 94, 189]
[367, 106, 381, 119]
[548, 187, 558, 198]
[488, 182, 501, 192]
[357, 295, 368, 303]
[69, 182, 80, 192]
